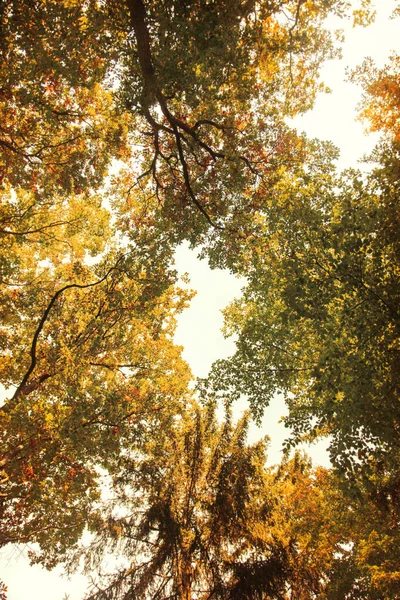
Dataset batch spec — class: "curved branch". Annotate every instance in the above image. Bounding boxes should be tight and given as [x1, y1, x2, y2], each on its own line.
[125, 0, 225, 229]
[0, 219, 78, 236]
[6, 257, 125, 408]
[173, 126, 223, 229]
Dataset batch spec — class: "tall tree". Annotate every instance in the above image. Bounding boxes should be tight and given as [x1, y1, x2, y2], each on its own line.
[1, 0, 343, 238]
[0, 0, 349, 561]
[203, 138, 400, 487]
[269, 453, 400, 599]
[0, 190, 193, 553]
[2, 0, 393, 589]
[56, 409, 395, 600]
[66, 404, 291, 600]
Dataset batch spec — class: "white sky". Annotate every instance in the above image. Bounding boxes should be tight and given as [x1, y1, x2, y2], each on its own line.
[1, 2, 399, 598]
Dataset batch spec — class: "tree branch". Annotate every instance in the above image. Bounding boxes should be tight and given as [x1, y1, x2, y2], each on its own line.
[4, 257, 126, 409]
[125, 0, 227, 229]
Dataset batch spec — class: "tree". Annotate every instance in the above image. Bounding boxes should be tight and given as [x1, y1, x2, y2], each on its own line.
[0, 187, 194, 554]
[1, 0, 342, 239]
[55, 409, 396, 600]
[2, 0, 396, 591]
[0, 0, 348, 563]
[116, 0, 340, 237]
[66, 404, 292, 600]
[203, 139, 400, 488]
[0, 0, 130, 195]
[268, 453, 400, 599]
[351, 54, 400, 141]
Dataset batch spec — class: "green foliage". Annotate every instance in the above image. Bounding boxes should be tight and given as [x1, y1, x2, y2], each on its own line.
[0, 0, 348, 561]
[0, 1, 398, 598]
[60, 414, 399, 599]
[1, 0, 343, 243]
[271, 454, 400, 599]
[0, 0, 129, 194]
[203, 140, 400, 487]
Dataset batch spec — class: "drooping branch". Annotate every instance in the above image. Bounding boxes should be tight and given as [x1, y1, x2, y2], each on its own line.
[126, 0, 220, 225]
[0, 132, 84, 163]
[173, 124, 222, 228]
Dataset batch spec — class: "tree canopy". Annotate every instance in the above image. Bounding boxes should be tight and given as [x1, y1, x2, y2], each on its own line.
[204, 140, 400, 479]
[0, 1, 399, 599]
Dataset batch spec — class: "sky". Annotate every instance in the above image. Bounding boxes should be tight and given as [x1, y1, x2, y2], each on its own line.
[1, 2, 400, 598]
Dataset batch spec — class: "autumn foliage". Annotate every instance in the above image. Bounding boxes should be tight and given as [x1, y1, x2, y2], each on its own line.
[0, 1, 399, 599]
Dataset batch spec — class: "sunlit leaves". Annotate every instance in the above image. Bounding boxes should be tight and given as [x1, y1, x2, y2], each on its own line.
[0, 179, 193, 555]
[66, 404, 290, 600]
[351, 54, 400, 142]
[204, 144, 400, 483]
[1, 1, 398, 595]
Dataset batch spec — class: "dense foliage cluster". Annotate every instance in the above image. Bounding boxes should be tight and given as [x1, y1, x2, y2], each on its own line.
[0, 0, 399, 598]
